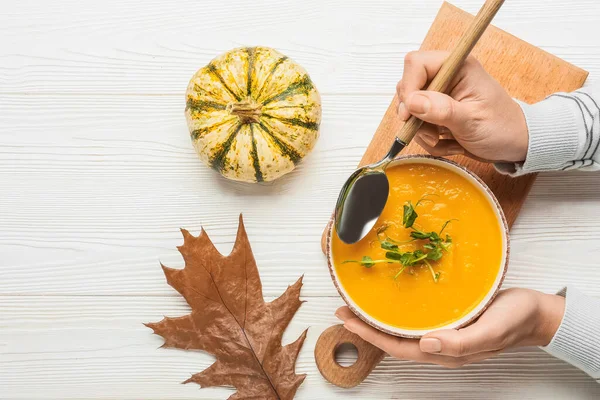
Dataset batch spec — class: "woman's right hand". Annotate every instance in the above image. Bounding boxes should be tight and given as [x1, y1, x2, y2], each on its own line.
[396, 51, 529, 163]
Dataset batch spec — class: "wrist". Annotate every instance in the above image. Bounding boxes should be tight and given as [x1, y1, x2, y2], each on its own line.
[534, 292, 565, 346]
[510, 99, 529, 162]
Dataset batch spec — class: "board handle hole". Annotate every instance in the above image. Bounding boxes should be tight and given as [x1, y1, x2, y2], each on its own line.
[334, 342, 359, 367]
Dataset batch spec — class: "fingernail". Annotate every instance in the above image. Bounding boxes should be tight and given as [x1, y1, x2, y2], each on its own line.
[397, 102, 409, 120]
[407, 94, 430, 115]
[335, 311, 342, 320]
[420, 338, 442, 353]
[447, 144, 464, 156]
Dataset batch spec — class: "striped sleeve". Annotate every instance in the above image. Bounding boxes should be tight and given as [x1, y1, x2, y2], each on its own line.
[542, 287, 600, 382]
[496, 85, 600, 175]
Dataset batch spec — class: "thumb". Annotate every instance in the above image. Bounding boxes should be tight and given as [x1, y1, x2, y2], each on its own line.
[405, 91, 469, 133]
[419, 324, 503, 357]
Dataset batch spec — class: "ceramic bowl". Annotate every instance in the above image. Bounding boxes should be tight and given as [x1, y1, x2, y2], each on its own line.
[325, 155, 510, 338]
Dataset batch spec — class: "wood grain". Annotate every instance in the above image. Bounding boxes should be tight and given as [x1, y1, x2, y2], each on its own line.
[2, 296, 599, 399]
[315, 324, 385, 388]
[2, 0, 600, 398]
[1, 1, 599, 95]
[4, 94, 600, 300]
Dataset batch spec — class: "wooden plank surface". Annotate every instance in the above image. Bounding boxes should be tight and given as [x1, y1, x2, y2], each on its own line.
[2, 0, 600, 398]
[1, 296, 598, 399]
[360, 2, 588, 229]
[1, 1, 599, 96]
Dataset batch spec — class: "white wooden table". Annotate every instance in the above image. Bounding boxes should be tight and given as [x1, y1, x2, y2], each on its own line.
[2, 0, 600, 398]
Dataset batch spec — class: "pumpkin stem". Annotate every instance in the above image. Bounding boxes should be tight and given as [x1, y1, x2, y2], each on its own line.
[228, 100, 262, 124]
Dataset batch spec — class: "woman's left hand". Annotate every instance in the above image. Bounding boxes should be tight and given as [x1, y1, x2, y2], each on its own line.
[335, 288, 565, 368]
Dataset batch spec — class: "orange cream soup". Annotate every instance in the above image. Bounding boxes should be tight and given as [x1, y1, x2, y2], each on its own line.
[332, 163, 503, 330]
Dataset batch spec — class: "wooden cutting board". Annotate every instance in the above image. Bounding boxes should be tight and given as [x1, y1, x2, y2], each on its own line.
[316, 1, 588, 389]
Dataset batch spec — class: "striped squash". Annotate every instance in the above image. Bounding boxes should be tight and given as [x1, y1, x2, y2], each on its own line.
[185, 46, 322, 183]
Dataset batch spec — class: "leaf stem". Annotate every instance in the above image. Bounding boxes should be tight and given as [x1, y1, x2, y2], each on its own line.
[439, 219, 458, 235]
[394, 266, 407, 280]
[424, 259, 439, 283]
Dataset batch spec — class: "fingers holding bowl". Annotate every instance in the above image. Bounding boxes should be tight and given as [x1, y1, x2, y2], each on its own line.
[336, 307, 503, 368]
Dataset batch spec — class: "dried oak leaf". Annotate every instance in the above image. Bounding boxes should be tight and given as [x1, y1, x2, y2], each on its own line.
[146, 215, 307, 400]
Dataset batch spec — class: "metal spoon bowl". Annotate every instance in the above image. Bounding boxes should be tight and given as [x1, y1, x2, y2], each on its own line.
[334, 138, 404, 244]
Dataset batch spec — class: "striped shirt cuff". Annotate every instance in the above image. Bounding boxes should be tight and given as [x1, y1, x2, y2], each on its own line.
[542, 286, 600, 381]
[496, 97, 586, 176]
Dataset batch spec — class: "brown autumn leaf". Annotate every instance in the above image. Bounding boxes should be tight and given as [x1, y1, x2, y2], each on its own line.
[146, 215, 307, 400]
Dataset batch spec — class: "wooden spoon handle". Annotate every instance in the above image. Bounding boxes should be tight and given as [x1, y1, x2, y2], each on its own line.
[396, 0, 505, 145]
[314, 324, 385, 388]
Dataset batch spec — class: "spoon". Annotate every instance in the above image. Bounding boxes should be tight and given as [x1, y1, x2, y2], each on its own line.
[334, 0, 505, 244]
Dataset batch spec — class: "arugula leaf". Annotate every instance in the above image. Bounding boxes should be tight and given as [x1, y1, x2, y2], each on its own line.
[409, 230, 428, 240]
[402, 202, 418, 228]
[403, 194, 439, 229]
[383, 251, 426, 272]
[410, 250, 427, 265]
[385, 251, 405, 261]
[429, 232, 441, 242]
[342, 256, 379, 268]
[360, 256, 375, 268]
[426, 246, 443, 261]
[386, 250, 427, 267]
[410, 230, 442, 243]
[399, 252, 415, 266]
[423, 243, 436, 250]
[440, 234, 452, 252]
[380, 240, 399, 251]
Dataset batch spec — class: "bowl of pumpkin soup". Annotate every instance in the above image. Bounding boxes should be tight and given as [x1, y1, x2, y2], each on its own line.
[326, 156, 509, 338]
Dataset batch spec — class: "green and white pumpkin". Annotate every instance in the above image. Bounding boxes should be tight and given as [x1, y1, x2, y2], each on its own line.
[185, 46, 322, 183]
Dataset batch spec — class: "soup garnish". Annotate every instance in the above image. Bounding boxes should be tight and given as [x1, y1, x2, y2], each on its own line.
[343, 195, 455, 283]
